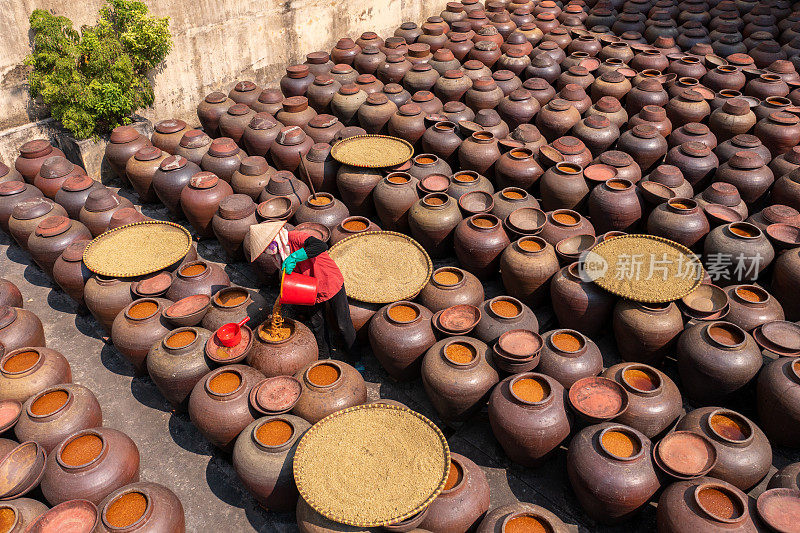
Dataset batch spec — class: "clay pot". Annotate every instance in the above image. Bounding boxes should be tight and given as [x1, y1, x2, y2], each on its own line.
[536, 99, 582, 141]
[422, 336, 499, 423]
[0, 182, 43, 233]
[675, 407, 772, 490]
[33, 156, 85, 200]
[458, 131, 501, 178]
[617, 124, 669, 172]
[95, 481, 185, 533]
[613, 300, 684, 365]
[219, 104, 257, 145]
[14, 383, 102, 454]
[666, 89, 712, 127]
[646, 165, 694, 199]
[201, 287, 267, 333]
[228, 80, 261, 107]
[336, 165, 382, 216]
[709, 98, 758, 142]
[301, 144, 339, 196]
[125, 146, 168, 203]
[0, 279, 22, 310]
[104, 126, 151, 183]
[408, 154, 452, 182]
[474, 296, 538, 344]
[14, 140, 65, 184]
[8, 198, 68, 251]
[773, 247, 800, 320]
[84, 276, 134, 335]
[197, 92, 234, 137]
[40, 427, 140, 506]
[421, 122, 464, 167]
[292, 360, 367, 424]
[200, 138, 244, 183]
[247, 319, 317, 378]
[152, 156, 201, 218]
[372, 173, 419, 233]
[703, 222, 774, 283]
[280, 65, 315, 97]
[476, 502, 571, 533]
[768, 463, 800, 491]
[416, 267, 485, 314]
[111, 298, 172, 374]
[723, 284, 785, 332]
[357, 93, 397, 134]
[630, 105, 673, 139]
[550, 262, 616, 337]
[586, 96, 629, 130]
[540, 162, 590, 212]
[27, 216, 91, 278]
[491, 188, 539, 222]
[419, 453, 490, 533]
[755, 111, 800, 158]
[211, 194, 258, 261]
[757, 357, 800, 447]
[453, 214, 510, 279]
[242, 114, 283, 159]
[331, 38, 361, 65]
[146, 327, 213, 411]
[180, 172, 234, 238]
[369, 301, 436, 380]
[494, 148, 543, 190]
[499, 236, 559, 307]
[294, 193, 350, 232]
[588, 179, 644, 233]
[166, 261, 230, 301]
[538, 209, 595, 247]
[538, 328, 603, 388]
[657, 477, 760, 533]
[0, 347, 71, 403]
[329, 216, 380, 245]
[231, 156, 276, 202]
[647, 198, 710, 249]
[677, 321, 762, 403]
[188, 365, 264, 451]
[601, 363, 681, 438]
[408, 193, 463, 257]
[232, 414, 311, 511]
[0, 498, 48, 531]
[78, 189, 134, 237]
[386, 105, 426, 148]
[447, 170, 494, 200]
[567, 423, 660, 524]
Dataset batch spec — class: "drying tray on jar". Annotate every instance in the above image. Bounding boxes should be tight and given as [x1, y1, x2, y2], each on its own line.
[82, 220, 192, 277]
[330, 134, 414, 168]
[583, 234, 704, 303]
[329, 231, 432, 304]
[293, 403, 450, 527]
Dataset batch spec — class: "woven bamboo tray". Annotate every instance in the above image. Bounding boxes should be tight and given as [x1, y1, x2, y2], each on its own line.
[584, 234, 704, 303]
[329, 231, 432, 304]
[330, 134, 414, 168]
[293, 403, 450, 527]
[83, 220, 192, 277]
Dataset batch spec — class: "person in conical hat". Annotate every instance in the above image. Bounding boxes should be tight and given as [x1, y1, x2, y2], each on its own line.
[247, 220, 357, 362]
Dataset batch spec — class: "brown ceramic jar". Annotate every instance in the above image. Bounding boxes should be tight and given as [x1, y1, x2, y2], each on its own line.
[280, 65, 315, 97]
[40, 427, 140, 506]
[200, 138, 244, 183]
[84, 276, 134, 334]
[536, 99, 582, 142]
[372, 173, 419, 233]
[0, 182, 43, 233]
[105, 126, 151, 184]
[474, 296, 538, 344]
[150, 118, 188, 155]
[630, 106, 673, 139]
[416, 266, 484, 314]
[180, 172, 234, 238]
[708, 98, 757, 142]
[0, 346, 70, 402]
[458, 131, 501, 178]
[228, 80, 261, 106]
[8, 197, 68, 251]
[306, 75, 341, 114]
[647, 198, 710, 249]
[14, 383, 102, 454]
[78, 189, 134, 237]
[666, 89, 712, 127]
[550, 262, 615, 337]
[219, 104, 256, 145]
[500, 236, 559, 307]
[33, 156, 85, 200]
[294, 192, 350, 231]
[51, 175, 105, 222]
[420, 453, 490, 533]
[421, 336, 499, 423]
[755, 111, 800, 158]
[454, 214, 510, 279]
[675, 407, 772, 490]
[538, 328, 603, 389]
[166, 261, 230, 301]
[197, 92, 234, 137]
[151, 156, 201, 218]
[617, 124, 669, 172]
[125, 146, 168, 203]
[704, 222, 774, 283]
[96, 481, 185, 533]
[146, 327, 213, 411]
[242, 114, 283, 158]
[111, 298, 172, 374]
[716, 151, 774, 205]
[270, 127, 313, 172]
[230, 156, 274, 201]
[613, 300, 684, 365]
[211, 195, 258, 261]
[368, 301, 436, 381]
[408, 193, 463, 257]
[588, 178, 644, 233]
[27, 216, 92, 277]
[476, 502, 571, 533]
[540, 163, 590, 212]
[567, 423, 660, 524]
[188, 365, 265, 451]
[14, 140, 65, 184]
[657, 478, 760, 533]
[335, 165, 381, 216]
[247, 319, 317, 379]
[292, 360, 367, 424]
[586, 96, 629, 130]
[757, 357, 800, 447]
[723, 284, 784, 332]
[538, 209, 595, 247]
[331, 38, 361, 66]
[715, 134, 772, 166]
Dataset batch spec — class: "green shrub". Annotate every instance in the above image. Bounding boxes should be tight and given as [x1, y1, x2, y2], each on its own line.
[26, 0, 172, 139]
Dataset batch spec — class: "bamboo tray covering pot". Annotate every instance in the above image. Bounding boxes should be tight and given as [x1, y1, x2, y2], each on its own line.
[584, 234, 704, 303]
[83, 220, 192, 277]
[293, 403, 450, 527]
[330, 135, 414, 168]
[330, 230, 432, 304]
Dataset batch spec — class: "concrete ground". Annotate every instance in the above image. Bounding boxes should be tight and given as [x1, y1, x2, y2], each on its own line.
[2, 189, 798, 532]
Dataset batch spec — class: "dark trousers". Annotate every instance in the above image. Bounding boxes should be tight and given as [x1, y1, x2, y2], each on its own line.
[309, 285, 356, 360]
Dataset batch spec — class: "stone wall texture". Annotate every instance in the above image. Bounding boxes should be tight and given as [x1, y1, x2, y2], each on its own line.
[0, 0, 444, 162]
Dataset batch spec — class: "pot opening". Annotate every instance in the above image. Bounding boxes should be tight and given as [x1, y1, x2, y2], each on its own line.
[434, 268, 463, 286]
[552, 210, 579, 225]
[388, 303, 420, 323]
[512, 376, 550, 403]
[105, 491, 148, 529]
[166, 330, 198, 349]
[518, 237, 544, 252]
[445, 341, 477, 364]
[551, 331, 584, 353]
[696, 485, 744, 522]
[709, 412, 751, 442]
[454, 172, 478, 183]
[127, 300, 159, 320]
[472, 215, 497, 228]
[443, 459, 463, 491]
[601, 429, 641, 458]
[61, 433, 103, 467]
[642, 301, 671, 311]
[209, 371, 242, 395]
[31, 389, 69, 416]
[734, 285, 767, 303]
[728, 222, 760, 238]
[606, 179, 630, 190]
[424, 194, 447, 206]
[415, 155, 436, 165]
[215, 288, 249, 307]
[707, 323, 745, 347]
[308, 362, 341, 386]
[180, 263, 208, 277]
[669, 199, 696, 210]
[503, 512, 554, 533]
[343, 218, 369, 232]
[256, 419, 294, 447]
[491, 298, 522, 318]
[502, 188, 526, 200]
[3, 350, 40, 373]
[259, 320, 294, 342]
[622, 367, 660, 392]
[387, 174, 410, 184]
[308, 195, 332, 206]
[0, 507, 17, 532]
[556, 162, 582, 174]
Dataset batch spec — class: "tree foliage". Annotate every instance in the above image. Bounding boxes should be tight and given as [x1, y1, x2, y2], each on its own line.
[26, 0, 172, 139]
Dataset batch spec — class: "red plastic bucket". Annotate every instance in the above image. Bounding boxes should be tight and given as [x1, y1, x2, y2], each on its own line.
[280, 272, 318, 306]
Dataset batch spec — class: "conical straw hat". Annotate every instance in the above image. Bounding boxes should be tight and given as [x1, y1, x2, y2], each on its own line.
[247, 221, 286, 262]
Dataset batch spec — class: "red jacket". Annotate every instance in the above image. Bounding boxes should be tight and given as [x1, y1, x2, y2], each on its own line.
[287, 231, 344, 303]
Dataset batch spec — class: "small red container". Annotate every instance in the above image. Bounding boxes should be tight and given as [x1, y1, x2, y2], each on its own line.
[280, 272, 318, 306]
[216, 316, 250, 347]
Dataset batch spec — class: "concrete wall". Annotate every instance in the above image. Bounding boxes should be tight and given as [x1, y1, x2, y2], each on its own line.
[0, 0, 445, 163]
